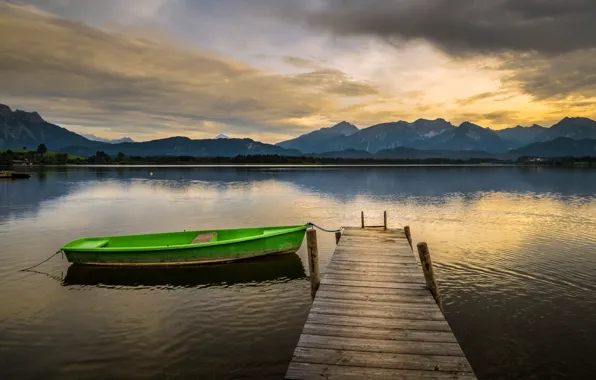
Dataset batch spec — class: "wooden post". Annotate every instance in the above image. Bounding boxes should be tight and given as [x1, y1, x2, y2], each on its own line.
[416, 242, 443, 312]
[404, 226, 413, 250]
[307, 228, 320, 298]
[335, 231, 342, 244]
[361, 211, 365, 228]
[383, 211, 387, 230]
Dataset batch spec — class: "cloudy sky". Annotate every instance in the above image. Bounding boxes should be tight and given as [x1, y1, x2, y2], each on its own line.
[1, 0, 595, 142]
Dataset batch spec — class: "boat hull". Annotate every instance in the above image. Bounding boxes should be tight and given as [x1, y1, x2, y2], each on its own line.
[62, 226, 307, 266]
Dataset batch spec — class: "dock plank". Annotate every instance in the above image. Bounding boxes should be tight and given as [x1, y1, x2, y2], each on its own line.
[332, 255, 418, 264]
[315, 289, 435, 303]
[307, 313, 454, 332]
[301, 324, 459, 343]
[297, 334, 466, 357]
[292, 347, 473, 372]
[320, 278, 426, 290]
[323, 272, 425, 283]
[287, 362, 475, 380]
[285, 227, 476, 379]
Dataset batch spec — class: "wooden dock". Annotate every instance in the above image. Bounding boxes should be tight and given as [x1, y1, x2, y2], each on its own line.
[286, 226, 476, 379]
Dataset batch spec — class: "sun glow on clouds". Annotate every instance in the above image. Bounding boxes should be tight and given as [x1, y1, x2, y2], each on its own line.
[1, 1, 595, 142]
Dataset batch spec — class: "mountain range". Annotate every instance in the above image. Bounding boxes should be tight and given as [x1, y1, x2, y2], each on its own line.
[277, 118, 596, 154]
[1, 103, 596, 159]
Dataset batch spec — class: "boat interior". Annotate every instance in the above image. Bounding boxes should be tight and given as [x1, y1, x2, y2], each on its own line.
[62, 226, 303, 250]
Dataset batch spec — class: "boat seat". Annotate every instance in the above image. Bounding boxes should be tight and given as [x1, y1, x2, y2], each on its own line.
[192, 232, 216, 244]
[74, 239, 109, 249]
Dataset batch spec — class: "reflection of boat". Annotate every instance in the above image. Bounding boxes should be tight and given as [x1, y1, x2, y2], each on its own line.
[62, 253, 306, 287]
[61, 225, 307, 266]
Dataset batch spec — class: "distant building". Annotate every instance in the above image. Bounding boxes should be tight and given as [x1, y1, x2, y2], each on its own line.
[13, 159, 32, 166]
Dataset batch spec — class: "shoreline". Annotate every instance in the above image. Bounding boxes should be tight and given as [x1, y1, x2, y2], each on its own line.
[3, 163, 595, 169]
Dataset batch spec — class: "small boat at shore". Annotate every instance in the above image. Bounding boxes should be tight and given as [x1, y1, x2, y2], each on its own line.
[0, 171, 31, 179]
[61, 225, 307, 266]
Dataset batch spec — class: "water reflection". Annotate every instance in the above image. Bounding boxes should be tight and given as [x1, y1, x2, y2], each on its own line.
[63, 254, 306, 288]
[2, 166, 596, 380]
[4, 166, 596, 228]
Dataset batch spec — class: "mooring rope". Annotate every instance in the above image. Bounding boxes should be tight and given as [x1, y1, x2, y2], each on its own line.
[305, 222, 344, 233]
[19, 250, 62, 272]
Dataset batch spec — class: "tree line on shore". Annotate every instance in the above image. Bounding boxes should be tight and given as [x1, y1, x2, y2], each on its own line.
[2, 147, 596, 167]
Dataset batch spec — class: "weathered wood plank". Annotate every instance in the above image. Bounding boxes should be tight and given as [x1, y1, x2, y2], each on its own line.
[301, 324, 459, 343]
[286, 362, 475, 380]
[343, 234, 409, 240]
[315, 289, 435, 304]
[333, 248, 415, 257]
[307, 313, 453, 332]
[326, 261, 420, 271]
[337, 234, 409, 241]
[320, 278, 426, 290]
[325, 267, 421, 278]
[317, 285, 431, 297]
[324, 268, 425, 280]
[292, 347, 473, 372]
[326, 261, 422, 271]
[335, 244, 413, 252]
[312, 298, 439, 312]
[343, 229, 405, 237]
[310, 304, 445, 321]
[323, 272, 425, 284]
[297, 335, 466, 357]
[332, 255, 417, 264]
[339, 238, 407, 245]
[338, 237, 407, 245]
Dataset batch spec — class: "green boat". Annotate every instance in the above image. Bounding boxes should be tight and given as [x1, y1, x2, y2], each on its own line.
[61, 225, 308, 266]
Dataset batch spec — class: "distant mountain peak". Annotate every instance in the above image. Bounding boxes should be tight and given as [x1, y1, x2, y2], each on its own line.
[215, 134, 229, 139]
[413, 117, 447, 123]
[326, 121, 358, 134]
[276, 121, 358, 152]
[558, 116, 594, 125]
[25, 111, 45, 123]
[0, 103, 12, 117]
[83, 134, 134, 144]
[511, 124, 544, 129]
[535, 117, 596, 142]
[458, 121, 483, 129]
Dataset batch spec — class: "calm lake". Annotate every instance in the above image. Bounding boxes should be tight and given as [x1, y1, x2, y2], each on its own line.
[1, 166, 596, 380]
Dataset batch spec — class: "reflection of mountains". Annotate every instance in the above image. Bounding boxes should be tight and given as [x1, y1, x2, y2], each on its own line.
[2, 167, 596, 223]
[0, 171, 74, 223]
[132, 166, 596, 197]
[69, 166, 596, 197]
[62, 253, 306, 288]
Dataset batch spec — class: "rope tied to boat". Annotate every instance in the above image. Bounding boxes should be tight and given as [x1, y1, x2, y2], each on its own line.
[19, 250, 62, 272]
[305, 222, 344, 233]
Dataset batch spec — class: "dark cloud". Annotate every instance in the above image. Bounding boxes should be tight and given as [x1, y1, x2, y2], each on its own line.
[448, 110, 524, 128]
[457, 92, 504, 106]
[456, 90, 517, 106]
[287, 69, 378, 96]
[0, 2, 356, 140]
[286, 0, 596, 55]
[283, 56, 321, 69]
[483, 110, 521, 124]
[501, 49, 596, 100]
